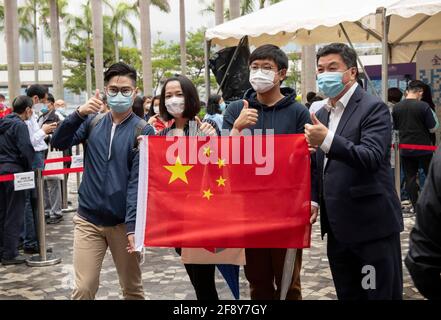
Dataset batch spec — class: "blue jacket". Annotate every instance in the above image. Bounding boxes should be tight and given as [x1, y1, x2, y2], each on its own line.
[51, 111, 155, 233]
[0, 113, 35, 173]
[222, 87, 310, 134]
[311, 86, 403, 244]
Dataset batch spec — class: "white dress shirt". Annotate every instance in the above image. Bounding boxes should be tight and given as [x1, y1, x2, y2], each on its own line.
[311, 82, 358, 209]
[309, 99, 328, 115]
[26, 112, 48, 152]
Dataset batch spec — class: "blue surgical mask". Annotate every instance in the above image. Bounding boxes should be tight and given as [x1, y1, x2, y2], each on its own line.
[40, 105, 49, 114]
[219, 102, 226, 112]
[317, 71, 348, 98]
[107, 93, 133, 113]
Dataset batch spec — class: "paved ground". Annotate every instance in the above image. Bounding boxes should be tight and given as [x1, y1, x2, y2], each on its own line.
[0, 173, 423, 300]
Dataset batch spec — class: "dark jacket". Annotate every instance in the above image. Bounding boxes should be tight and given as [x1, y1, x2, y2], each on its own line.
[222, 87, 311, 134]
[51, 110, 155, 233]
[392, 99, 436, 157]
[38, 109, 60, 126]
[311, 86, 403, 244]
[0, 113, 35, 173]
[405, 144, 441, 299]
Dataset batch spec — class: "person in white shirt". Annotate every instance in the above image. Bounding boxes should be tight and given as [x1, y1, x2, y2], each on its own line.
[21, 85, 57, 254]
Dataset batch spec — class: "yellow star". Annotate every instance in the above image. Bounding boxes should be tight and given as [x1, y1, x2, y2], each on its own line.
[217, 158, 226, 168]
[164, 156, 193, 184]
[203, 189, 213, 200]
[216, 176, 226, 187]
[203, 146, 211, 157]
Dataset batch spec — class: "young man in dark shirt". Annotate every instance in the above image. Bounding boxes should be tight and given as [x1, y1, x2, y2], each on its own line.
[392, 80, 437, 212]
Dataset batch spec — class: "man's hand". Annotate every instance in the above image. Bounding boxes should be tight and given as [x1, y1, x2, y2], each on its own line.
[127, 234, 136, 254]
[42, 122, 58, 134]
[305, 113, 328, 148]
[233, 100, 258, 132]
[78, 89, 103, 117]
[310, 205, 319, 224]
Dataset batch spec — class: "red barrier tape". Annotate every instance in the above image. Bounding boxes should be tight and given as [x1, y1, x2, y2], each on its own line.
[399, 144, 438, 151]
[44, 156, 72, 164]
[0, 167, 83, 182]
[0, 174, 14, 182]
[42, 167, 84, 177]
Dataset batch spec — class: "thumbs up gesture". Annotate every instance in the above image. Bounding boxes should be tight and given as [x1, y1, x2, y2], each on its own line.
[233, 100, 259, 132]
[78, 89, 104, 117]
[305, 113, 328, 152]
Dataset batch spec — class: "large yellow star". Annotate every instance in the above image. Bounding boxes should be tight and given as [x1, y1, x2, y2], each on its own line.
[217, 158, 226, 168]
[216, 176, 226, 187]
[203, 189, 213, 200]
[164, 156, 193, 184]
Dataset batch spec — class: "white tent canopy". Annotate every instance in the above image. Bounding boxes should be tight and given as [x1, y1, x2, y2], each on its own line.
[205, 0, 441, 63]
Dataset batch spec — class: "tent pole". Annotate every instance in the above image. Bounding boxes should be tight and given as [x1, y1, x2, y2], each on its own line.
[410, 41, 423, 63]
[381, 8, 390, 103]
[339, 23, 379, 97]
[204, 39, 212, 104]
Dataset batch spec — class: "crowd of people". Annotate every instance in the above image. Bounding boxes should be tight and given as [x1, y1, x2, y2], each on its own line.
[0, 42, 440, 300]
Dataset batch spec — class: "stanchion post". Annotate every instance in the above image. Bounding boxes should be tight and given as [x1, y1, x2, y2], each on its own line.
[27, 169, 62, 267]
[394, 131, 401, 201]
[76, 145, 81, 192]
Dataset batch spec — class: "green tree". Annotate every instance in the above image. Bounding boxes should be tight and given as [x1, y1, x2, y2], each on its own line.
[111, 1, 139, 63]
[0, 3, 33, 41]
[284, 52, 301, 93]
[63, 4, 114, 95]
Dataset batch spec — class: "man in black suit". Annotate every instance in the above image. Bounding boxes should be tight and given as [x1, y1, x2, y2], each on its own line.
[305, 43, 404, 300]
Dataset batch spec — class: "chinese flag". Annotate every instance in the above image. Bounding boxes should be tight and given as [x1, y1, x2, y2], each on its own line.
[135, 134, 311, 249]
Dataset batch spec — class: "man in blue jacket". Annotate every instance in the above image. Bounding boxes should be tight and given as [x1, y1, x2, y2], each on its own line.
[0, 96, 35, 265]
[306, 43, 403, 299]
[52, 62, 154, 300]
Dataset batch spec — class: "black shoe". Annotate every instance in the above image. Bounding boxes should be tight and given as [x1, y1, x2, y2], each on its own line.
[1, 255, 27, 265]
[46, 216, 63, 225]
[23, 247, 53, 255]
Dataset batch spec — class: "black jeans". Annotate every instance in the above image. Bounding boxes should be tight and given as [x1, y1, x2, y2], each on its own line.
[401, 154, 433, 209]
[175, 248, 219, 300]
[0, 179, 26, 260]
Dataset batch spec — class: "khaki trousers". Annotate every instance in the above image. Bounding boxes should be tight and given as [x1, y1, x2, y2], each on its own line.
[71, 215, 144, 300]
[244, 248, 303, 300]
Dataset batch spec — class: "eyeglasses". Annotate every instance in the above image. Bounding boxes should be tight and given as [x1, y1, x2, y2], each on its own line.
[249, 65, 277, 75]
[105, 86, 134, 98]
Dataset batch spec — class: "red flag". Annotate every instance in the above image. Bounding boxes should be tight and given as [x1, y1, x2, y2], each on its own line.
[135, 134, 311, 249]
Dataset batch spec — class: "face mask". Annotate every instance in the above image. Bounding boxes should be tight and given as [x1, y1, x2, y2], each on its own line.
[107, 93, 133, 113]
[41, 105, 49, 114]
[317, 70, 349, 98]
[219, 102, 226, 112]
[249, 69, 276, 93]
[33, 103, 44, 113]
[153, 105, 160, 115]
[165, 96, 185, 118]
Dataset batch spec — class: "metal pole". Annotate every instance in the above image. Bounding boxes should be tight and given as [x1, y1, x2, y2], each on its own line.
[381, 8, 390, 103]
[280, 248, 297, 300]
[394, 131, 401, 201]
[76, 145, 81, 192]
[27, 169, 61, 267]
[204, 39, 212, 104]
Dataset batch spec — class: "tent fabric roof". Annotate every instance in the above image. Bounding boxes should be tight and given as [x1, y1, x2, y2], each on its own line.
[205, 0, 441, 53]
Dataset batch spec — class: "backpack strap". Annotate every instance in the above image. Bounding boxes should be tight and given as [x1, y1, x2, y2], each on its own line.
[86, 112, 107, 140]
[133, 118, 148, 150]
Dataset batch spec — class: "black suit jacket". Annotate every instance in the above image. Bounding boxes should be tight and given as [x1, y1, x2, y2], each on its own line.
[311, 86, 403, 244]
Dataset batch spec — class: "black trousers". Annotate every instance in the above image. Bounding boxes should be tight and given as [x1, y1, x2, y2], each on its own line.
[327, 232, 403, 300]
[184, 264, 219, 300]
[0, 180, 26, 260]
[175, 248, 219, 300]
[401, 154, 433, 209]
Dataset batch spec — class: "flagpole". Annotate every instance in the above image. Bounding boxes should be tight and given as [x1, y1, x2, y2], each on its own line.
[280, 248, 297, 300]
